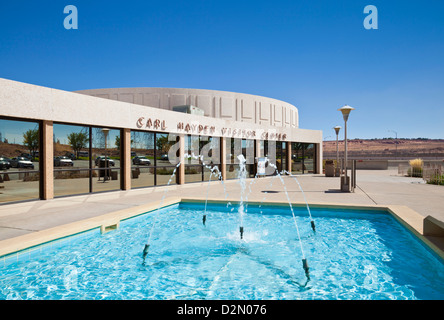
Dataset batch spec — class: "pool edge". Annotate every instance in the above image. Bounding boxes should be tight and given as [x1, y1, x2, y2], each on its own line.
[181, 197, 444, 260]
[0, 196, 182, 260]
[1, 196, 443, 262]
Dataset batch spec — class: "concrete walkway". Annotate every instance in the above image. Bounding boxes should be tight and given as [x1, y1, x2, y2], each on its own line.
[0, 169, 443, 243]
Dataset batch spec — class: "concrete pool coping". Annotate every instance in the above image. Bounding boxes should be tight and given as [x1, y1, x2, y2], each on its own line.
[1, 196, 443, 262]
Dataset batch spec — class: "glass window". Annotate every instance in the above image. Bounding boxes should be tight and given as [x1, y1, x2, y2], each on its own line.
[291, 142, 304, 174]
[91, 127, 121, 193]
[53, 124, 122, 197]
[304, 143, 316, 173]
[276, 141, 287, 173]
[281, 142, 287, 172]
[185, 135, 214, 183]
[225, 138, 256, 179]
[291, 143, 317, 174]
[225, 138, 241, 179]
[131, 131, 155, 189]
[243, 139, 255, 178]
[0, 118, 40, 203]
[155, 133, 178, 186]
[263, 140, 277, 176]
[53, 124, 90, 197]
[201, 136, 221, 181]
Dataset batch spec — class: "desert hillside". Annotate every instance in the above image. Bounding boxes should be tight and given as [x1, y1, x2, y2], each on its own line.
[323, 138, 444, 160]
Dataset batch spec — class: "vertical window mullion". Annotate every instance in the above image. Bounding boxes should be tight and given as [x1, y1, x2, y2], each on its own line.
[89, 126, 92, 193]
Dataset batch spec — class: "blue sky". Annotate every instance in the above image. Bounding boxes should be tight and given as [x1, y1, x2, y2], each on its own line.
[1, 0, 443, 139]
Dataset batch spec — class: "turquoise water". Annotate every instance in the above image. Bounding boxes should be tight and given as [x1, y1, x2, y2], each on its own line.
[1, 202, 443, 300]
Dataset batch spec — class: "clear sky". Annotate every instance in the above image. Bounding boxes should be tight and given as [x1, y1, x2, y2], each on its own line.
[1, 0, 443, 140]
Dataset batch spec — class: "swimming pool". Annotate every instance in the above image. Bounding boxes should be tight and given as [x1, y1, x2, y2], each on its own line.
[1, 201, 443, 300]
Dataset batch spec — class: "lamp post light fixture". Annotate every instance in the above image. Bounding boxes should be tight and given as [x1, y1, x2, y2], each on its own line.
[333, 126, 341, 176]
[102, 128, 110, 182]
[338, 105, 354, 191]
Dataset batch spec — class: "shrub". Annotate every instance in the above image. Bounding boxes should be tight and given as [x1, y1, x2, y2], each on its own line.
[408, 158, 423, 177]
[409, 158, 423, 168]
[426, 174, 444, 185]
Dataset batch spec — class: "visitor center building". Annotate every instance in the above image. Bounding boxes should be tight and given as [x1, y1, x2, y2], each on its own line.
[0, 78, 322, 204]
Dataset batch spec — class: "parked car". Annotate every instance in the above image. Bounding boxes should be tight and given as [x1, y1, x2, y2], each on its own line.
[10, 157, 34, 169]
[54, 156, 74, 167]
[95, 156, 115, 166]
[65, 152, 76, 160]
[132, 156, 151, 165]
[77, 151, 89, 158]
[0, 157, 11, 170]
[20, 153, 33, 161]
[160, 154, 168, 161]
[20, 152, 39, 160]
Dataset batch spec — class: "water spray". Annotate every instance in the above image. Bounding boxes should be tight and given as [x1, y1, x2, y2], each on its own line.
[237, 154, 247, 240]
[283, 170, 316, 234]
[266, 160, 311, 282]
[203, 168, 213, 226]
[142, 161, 181, 265]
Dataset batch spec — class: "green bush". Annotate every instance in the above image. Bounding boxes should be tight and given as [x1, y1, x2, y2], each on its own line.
[426, 174, 444, 185]
[407, 167, 423, 177]
[156, 167, 175, 175]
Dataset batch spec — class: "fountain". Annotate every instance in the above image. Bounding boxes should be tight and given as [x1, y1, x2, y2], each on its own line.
[142, 161, 181, 265]
[142, 152, 312, 283]
[237, 154, 247, 239]
[142, 153, 227, 265]
[283, 170, 316, 232]
[236, 155, 310, 283]
[203, 164, 227, 226]
[265, 160, 310, 282]
[202, 171, 212, 226]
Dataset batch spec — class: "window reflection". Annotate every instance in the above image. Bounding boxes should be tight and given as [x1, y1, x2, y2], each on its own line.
[91, 127, 121, 192]
[202, 137, 221, 181]
[276, 141, 287, 173]
[0, 118, 40, 202]
[225, 138, 256, 179]
[1, 117, 317, 204]
[291, 142, 317, 174]
[131, 131, 155, 188]
[156, 133, 178, 186]
[52, 124, 121, 197]
[53, 124, 90, 197]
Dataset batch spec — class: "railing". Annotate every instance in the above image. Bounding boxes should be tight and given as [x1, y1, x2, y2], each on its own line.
[324, 151, 444, 160]
[423, 163, 444, 185]
[397, 161, 444, 185]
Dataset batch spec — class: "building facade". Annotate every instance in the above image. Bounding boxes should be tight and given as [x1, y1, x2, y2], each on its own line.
[0, 78, 322, 204]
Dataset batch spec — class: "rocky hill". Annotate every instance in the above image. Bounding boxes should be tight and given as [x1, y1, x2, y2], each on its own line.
[323, 138, 444, 160]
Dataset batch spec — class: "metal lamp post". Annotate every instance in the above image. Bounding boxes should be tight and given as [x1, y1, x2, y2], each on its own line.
[338, 105, 354, 191]
[388, 129, 398, 159]
[333, 126, 341, 176]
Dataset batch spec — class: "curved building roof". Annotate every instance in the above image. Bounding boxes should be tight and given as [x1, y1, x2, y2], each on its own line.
[75, 87, 299, 129]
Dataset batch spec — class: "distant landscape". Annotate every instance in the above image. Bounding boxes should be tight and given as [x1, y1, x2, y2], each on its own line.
[2, 137, 444, 161]
[323, 138, 444, 160]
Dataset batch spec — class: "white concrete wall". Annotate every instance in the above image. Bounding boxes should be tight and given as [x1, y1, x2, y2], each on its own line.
[75, 87, 299, 128]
